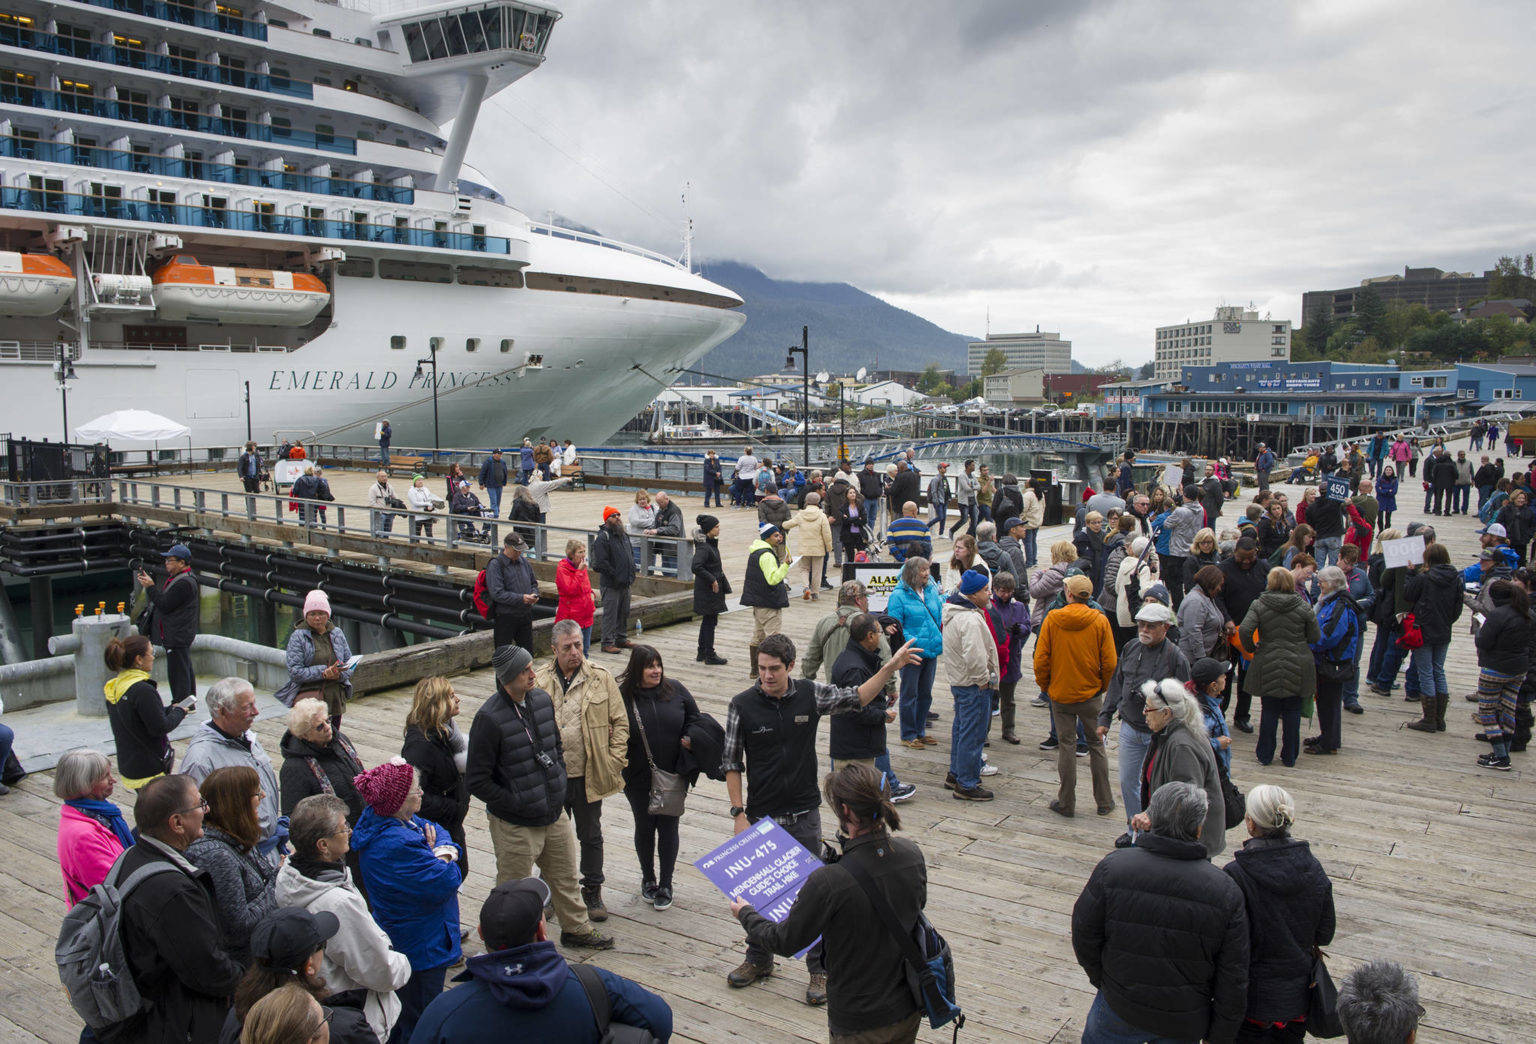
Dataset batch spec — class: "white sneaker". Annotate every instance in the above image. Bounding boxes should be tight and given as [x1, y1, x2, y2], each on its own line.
[979, 763, 999, 777]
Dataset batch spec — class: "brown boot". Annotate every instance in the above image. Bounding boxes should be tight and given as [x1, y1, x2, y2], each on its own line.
[748, 644, 759, 679]
[1435, 693, 1449, 732]
[582, 886, 607, 922]
[1405, 694, 1436, 732]
[727, 958, 773, 988]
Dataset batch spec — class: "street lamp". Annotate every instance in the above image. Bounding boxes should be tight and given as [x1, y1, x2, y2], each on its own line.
[244, 379, 252, 442]
[53, 342, 78, 442]
[786, 325, 808, 468]
[413, 338, 442, 456]
[827, 381, 847, 470]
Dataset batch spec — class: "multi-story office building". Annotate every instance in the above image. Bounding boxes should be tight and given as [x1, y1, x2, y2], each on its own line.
[967, 329, 1070, 376]
[1153, 306, 1290, 382]
[1302, 266, 1493, 323]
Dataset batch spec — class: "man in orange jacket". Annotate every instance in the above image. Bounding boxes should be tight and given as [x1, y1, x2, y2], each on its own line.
[1034, 575, 1117, 818]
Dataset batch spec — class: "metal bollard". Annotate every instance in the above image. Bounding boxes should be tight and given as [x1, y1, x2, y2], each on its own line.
[73, 613, 134, 717]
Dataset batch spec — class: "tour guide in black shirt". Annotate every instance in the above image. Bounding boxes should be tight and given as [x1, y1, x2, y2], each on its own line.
[720, 631, 918, 1004]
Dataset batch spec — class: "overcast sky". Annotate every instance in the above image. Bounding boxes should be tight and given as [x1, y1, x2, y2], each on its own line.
[467, 0, 1536, 368]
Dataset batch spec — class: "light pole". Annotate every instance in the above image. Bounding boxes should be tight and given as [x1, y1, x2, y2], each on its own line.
[828, 380, 848, 469]
[53, 342, 77, 441]
[414, 340, 441, 456]
[244, 380, 252, 442]
[786, 325, 808, 468]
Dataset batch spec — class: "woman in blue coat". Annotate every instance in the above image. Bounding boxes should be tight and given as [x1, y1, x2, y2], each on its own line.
[351, 759, 462, 1044]
[1376, 465, 1399, 528]
[884, 556, 944, 747]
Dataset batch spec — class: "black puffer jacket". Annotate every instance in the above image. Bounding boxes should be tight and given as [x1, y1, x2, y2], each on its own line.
[622, 681, 701, 796]
[691, 534, 730, 615]
[591, 525, 635, 587]
[1222, 837, 1336, 1025]
[1072, 833, 1249, 1043]
[1475, 594, 1531, 677]
[1306, 496, 1344, 540]
[278, 729, 365, 822]
[1404, 562, 1464, 645]
[465, 687, 566, 827]
[146, 568, 200, 648]
[829, 642, 891, 760]
[402, 723, 470, 878]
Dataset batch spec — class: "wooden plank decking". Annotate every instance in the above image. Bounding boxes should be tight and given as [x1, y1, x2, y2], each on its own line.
[0, 455, 1528, 1043]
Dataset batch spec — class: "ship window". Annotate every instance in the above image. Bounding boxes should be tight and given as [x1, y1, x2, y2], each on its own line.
[500, 338, 514, 353]
[0, 12, 35, 27]
[429, 337, 445, 353]
[268, 17, 286, 27]
[216, 3, 243, 17]
[391, 335, 406, 349]
[457, 266, 520, 288]
[379, 260, 451, 283]
[312, 27, 331, 37]
[465, 338, 479, 352]
[337, 258, 373, 277]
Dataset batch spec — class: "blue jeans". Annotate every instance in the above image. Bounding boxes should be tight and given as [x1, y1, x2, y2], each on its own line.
[948, 685, 991, 789]
[898, 658, 936, 740]
[1411, 642, 1449, 697]
[862, 497, 882, 534]
[486, 485, 502, 517]
[1116, 722, 1152, 828]
[580, 625, 591, 655]
[379, 444, 390, 468]
[928, 501, 947, 532]
[874, 751, 902, 791]
[1315, 536, 1341, 568]
[948, 503, 976, 537]
[0, 722, 13, 772]
[1479, 484, 1495, 509]
[1023, 528, 1038, 567]
[1454, 485, 1470, 513]
[1083, 990, 1199, 1044]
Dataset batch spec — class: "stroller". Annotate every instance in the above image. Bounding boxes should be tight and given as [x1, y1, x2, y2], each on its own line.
[450, 487, 495, 543]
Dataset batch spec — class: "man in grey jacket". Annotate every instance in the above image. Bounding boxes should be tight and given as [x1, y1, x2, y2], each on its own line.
[1162, 488, 1205, 608]
[926, 463, 951, 533]
[948, 460, 978, 537]
[1096, 605, 1190, 845]
[180, 676, 283, 865]
[487, 532, 539, 651]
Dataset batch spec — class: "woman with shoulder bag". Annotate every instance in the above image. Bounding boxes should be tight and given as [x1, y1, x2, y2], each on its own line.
[619, 644, 700, 912]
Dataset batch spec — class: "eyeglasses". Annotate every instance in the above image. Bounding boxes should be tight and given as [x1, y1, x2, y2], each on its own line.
[176, 799, 210, 815]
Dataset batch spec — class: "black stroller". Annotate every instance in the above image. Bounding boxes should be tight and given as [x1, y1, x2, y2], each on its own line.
[451, 487, 495, 543]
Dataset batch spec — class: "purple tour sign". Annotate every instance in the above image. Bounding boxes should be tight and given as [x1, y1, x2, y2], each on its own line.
[696, 818, 823, 958]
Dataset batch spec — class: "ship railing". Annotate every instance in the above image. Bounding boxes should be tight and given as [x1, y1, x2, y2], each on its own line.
[0, 188, 510, 254]
[527, 222, 688, 272]
[0, 23, 305, 95]
[69, 0, 268, 40]
[0, 134, 412, 204]
[0, 478, 691, 578]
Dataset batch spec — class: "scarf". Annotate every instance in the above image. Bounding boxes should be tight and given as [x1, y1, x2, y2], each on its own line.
[66, 798, 136, 850]
[291, 853, 347, 883]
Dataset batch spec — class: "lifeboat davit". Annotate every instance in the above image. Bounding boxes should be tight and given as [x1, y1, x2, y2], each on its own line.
[0, 252, 76, 316]
[152, 255, 330, 325]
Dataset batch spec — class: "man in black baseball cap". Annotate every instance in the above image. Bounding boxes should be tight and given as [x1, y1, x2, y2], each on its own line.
[411, 879, 673, 1042]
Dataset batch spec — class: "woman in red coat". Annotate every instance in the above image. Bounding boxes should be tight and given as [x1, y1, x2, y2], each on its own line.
[555, 538, 596, 653]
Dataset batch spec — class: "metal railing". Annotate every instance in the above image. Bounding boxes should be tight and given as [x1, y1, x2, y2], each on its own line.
[528, 222, 688, 272]
[0, 478, 692, 578]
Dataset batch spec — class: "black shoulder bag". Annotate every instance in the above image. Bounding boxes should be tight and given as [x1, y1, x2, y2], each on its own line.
[571, 963, 662, 1044]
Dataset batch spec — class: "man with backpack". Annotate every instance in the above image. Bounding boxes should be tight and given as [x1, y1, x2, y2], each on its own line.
[411, 877, 673, 1042]
[60, 774, 243, 1041]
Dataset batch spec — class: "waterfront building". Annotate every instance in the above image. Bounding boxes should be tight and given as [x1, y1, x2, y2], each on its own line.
[845, 379, 928, 407]
[967, 329, 1070, 376]
[1302, 266, 1493, 323]
[981, 368, 1046, 406]
[1152, 306, 1290, 382]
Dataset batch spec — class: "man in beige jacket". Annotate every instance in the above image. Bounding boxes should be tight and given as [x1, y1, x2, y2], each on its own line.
[941, 569, 1000, 801]
[533, 618, 629, 921]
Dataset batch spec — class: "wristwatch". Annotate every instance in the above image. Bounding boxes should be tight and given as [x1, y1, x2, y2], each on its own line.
[729, 806, 745, 818]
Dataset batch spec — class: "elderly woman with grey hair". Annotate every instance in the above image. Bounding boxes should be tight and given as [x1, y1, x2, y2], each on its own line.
[1223, 784, 1336, 1042]
[278, 697, 365, 822]
[55, 748, 134, 907]
[1131, 678, 1226, 856]
[1307, 565, 1363, 757]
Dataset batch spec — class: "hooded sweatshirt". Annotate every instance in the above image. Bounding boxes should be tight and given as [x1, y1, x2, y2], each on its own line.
[104, 668, 186, 785]
[410, 940, 674, 1043]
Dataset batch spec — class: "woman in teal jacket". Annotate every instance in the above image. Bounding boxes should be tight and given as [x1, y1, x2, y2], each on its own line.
[351, 759, 463, 1044]
[885, 556, 944, 746]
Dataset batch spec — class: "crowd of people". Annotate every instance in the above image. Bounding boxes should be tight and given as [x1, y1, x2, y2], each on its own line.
[33, 430, 1500, 1043]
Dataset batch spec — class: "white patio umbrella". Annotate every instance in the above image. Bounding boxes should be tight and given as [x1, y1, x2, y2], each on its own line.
[74, 409, 191, 442]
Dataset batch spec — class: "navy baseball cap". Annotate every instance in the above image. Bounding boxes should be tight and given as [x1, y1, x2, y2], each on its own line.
[161, 543, 192, 561]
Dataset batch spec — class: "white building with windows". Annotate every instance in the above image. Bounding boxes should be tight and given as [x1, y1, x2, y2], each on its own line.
[967, 329, 1071, 376]
[1153, 306, 1290, 382]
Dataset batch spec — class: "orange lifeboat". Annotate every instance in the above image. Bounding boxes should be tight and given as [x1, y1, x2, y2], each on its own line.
[0, 252, 76, 316]
[152, 255, 330, 325]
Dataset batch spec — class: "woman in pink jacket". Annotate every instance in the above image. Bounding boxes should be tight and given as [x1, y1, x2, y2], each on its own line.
[55, 749, 133, 907]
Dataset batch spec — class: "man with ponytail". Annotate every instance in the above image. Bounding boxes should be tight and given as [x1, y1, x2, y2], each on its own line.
[731, 764, 927, 1042]
[104, 634, 194, 789]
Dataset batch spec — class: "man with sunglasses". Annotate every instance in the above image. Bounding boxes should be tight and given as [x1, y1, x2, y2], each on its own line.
[96, 773, 244, 1042]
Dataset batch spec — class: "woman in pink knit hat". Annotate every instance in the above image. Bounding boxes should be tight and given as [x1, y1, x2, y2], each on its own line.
[275, 589, 355, 730]
[351, 758, 462, 1042]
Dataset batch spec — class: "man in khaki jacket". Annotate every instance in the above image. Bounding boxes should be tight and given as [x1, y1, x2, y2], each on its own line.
[533, 618, 629, 921]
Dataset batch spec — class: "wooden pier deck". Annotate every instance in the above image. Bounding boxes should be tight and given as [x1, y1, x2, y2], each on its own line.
[0, 452, 1528, 1042]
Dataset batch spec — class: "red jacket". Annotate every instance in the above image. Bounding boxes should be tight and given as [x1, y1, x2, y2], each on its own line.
[555, 555, 595, 627]
[983, 602, 1010, 681]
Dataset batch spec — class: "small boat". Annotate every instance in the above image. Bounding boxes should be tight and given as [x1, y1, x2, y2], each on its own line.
[0, 252, 76, 316]
[648, 422, 726, 442]
[152, 255, 330, 325]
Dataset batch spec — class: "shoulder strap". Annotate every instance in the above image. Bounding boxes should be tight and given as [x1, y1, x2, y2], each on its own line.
[107, 857, 180, 897]
[841, 856, 928, 972]
[571, 963, 612, 1034]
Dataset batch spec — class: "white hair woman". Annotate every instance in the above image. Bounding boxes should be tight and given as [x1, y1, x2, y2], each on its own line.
[1306, 566, 1359, 757]
[1222, 784, 1336, 1039]
[278, 696, 365, 823]
[55, 748, 133, 907]
[1132, 678, 1226, 856]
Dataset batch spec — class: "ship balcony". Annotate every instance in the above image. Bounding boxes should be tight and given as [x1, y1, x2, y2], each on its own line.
[0, 185, 511, 254]
[0, 22, 311, 98]
[0, 81, 355, 154]
[0, 133, 415, 203]
[61, 0, 267, 41]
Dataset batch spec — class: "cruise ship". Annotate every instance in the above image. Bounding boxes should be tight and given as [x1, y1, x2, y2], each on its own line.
[0, 0, 745, 447]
